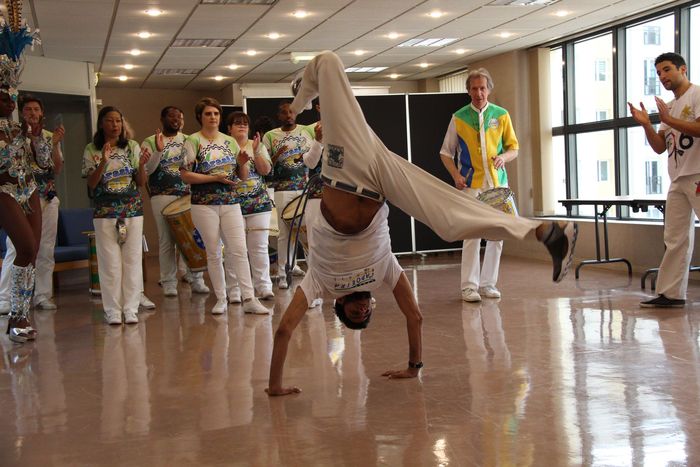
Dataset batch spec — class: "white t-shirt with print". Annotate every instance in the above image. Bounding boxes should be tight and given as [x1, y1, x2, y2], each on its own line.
[660, 83, 700, 180]
[299, 203, 403, 300]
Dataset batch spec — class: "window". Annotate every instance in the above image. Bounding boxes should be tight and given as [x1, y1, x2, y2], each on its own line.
[643, 59, 660, 96]
[643, 25, 661, 45]
[550, 48, 564, 127]
[595, 60, 607, 81]
[551, 6, 694, 221]
[597, 160, 609, 182]
[625, 15, 674, 117]
[574, 34, 613, 124]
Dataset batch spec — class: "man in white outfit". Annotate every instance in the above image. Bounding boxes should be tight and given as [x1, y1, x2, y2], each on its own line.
[266, 51, 578, 396]
[629, 52, 700, 308]
[141, 106, 209, 297]
[0, 95, 64, 313]
[440, 68, 518, 302]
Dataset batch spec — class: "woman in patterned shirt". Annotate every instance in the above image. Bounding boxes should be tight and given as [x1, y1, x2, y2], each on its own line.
[82, 106, 149, 325]
[179, 98, 269, 315]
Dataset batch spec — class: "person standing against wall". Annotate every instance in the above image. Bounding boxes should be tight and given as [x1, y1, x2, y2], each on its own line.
[440, 68, 519, 303]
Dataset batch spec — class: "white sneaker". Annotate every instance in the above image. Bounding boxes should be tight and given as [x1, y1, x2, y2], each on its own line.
[211, 299, 227, 315]
[291, 265, 305, 276]
[228, 287, 242, 304]
[163, 284, 178, 297]
[139, 294, 156, 309]
[191, 279, 210, 294]
[308, 298, 323, 308]
[123, 310, 139, 324]
[461, 288, 481, 302]
[104, 311, 122, 325]
[182, 272, 194, 284]
[35, 299, 58, 310]
[258, 288, 275, 300]
[478, 286, 501, 299]
[243, 298, 270, 315]
[277, 276, 289, 289]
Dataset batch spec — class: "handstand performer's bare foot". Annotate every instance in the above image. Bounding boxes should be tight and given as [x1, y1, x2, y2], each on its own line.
[536, 221, 578, 283]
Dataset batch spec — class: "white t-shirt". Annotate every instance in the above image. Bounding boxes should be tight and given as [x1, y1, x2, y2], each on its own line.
[660, 84, 700, 180]
[299, 203, 403, 300]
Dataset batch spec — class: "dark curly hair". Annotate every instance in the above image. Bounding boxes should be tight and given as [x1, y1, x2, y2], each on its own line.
[333, 292, 373, 330]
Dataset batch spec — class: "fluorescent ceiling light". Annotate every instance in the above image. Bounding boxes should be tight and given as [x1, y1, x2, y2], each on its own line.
[267, 32, 280, 39]
[246, 49, 257, 56]
[122, 64, 135, 70]
[214, 75, 225, 81]
[428, 10, 444, 18]
[387, 32, 400, 39]
[398, 38, 458, 47]
[290, 52, 319, 63]
[353, 50, 367, 56]
[389, 73, 399, 79]
[418, 62, 429, 68]
[118, 75, 128, 81]
[228, 64, 239, 70]
[554, 10, 569, 17]
[455, 48, 469, 54]
[292, 10, 308, 18]
[144, 8, 163, 16]
[345, 67, 388, 73]
[137, 31, 151, 39]
[129, 49, 142, 56]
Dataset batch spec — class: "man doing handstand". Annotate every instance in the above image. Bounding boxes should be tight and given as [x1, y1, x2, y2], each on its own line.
[266, 51, 577, 396]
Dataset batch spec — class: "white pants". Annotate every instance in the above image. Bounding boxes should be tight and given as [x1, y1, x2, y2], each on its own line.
[291, 51, 540, 243]
[274, 189, 305, 271]
[460, 187, 503, 290]
[150, 194, 204, 287]
[0, 196, 60, 306]
[656, 175, 700, 299]
[191, 204, 254, 301]
[305, 198, 321, 247]
[226, 211, 273, 293]
[94, 216, 144, 316]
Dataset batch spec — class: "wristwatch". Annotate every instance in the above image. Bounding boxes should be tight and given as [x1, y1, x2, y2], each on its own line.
[408, 361, 423, 369]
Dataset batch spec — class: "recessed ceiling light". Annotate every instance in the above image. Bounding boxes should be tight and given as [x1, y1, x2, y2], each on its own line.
[118, 75, 128, 81]
[389, 73, 399, 79]
[292, 10, 308, 18]
[129, 49, 142, 56]
[122, 64, 135, 70]
[214, 75, 224, 81]
[137, 31, 151, 39]
[387, 32, 400, 40]
[554, 10, 570, 17]
[267, 32, 280, 39]
[455, 48, 469, 54]
[498, 32, 514, 38]
[246, 49, 257, 56]
[228, 64, 239, 70]
[419, 62, 429, 68]
[353, 50, 366, 56]
[144, 8, 163, 17]
[428, 10, 444, 18]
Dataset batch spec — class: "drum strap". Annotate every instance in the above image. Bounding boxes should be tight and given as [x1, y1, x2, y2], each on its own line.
[285, 174, 324, 282]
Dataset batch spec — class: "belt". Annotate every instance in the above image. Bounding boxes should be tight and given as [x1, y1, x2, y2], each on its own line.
[321, 175, 384, 202]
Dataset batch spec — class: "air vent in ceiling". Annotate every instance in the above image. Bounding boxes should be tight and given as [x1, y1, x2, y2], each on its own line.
[172, 39, 235, 48]
[154, 69, 201, 76]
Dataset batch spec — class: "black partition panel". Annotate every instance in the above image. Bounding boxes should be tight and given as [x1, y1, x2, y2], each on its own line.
[356, 95, 412, 254]
[245, 94, 413, 253]
[409, 93, 469, 252]
[220, 105, 243, 133]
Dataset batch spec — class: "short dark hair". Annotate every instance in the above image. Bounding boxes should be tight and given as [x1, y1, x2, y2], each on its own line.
[226, 111, 250, 128]
[194, 97, 222, 125]
[655, 52, 686, 69]
[333, 292, 373, 330]
[161, 105, 183, 119]
[277, 99, 293, 113]
[19, 94, 43, 112]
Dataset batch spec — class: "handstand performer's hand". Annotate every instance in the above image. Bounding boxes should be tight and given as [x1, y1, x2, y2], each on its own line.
[265, 386, 302, 396]
[381, 367, 420, 379]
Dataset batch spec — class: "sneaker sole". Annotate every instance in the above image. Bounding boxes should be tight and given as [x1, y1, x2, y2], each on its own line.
[554, 223, 578, 283]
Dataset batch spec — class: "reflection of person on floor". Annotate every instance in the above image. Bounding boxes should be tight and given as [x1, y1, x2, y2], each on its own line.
[629, 52, 700, 308]
[266, 51, 577, 397]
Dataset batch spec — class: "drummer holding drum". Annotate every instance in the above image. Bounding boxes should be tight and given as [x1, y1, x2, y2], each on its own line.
[440, 68, 519, 303]
[141, 106, 209, 297]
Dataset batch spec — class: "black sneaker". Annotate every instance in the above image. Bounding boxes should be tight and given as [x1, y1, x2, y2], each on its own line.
[640, 295, 686, 308]
[543, 222, 578, 283]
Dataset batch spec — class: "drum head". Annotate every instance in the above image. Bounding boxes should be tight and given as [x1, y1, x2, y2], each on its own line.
[281, 195, 304, 221]
[161, 195, 192, 216]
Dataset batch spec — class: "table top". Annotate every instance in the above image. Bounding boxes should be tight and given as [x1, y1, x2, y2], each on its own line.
[559, 196, 665, 206]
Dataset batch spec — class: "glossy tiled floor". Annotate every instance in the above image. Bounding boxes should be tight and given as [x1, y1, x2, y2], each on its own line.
[1, 255, 699, 466]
